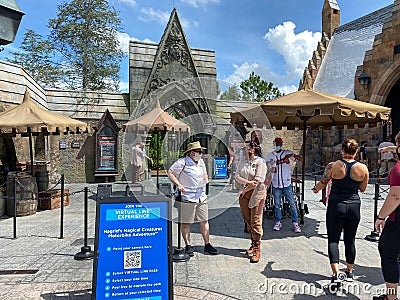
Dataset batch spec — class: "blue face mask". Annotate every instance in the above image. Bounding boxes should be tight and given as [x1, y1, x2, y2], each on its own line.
[274, 146, 281, 151]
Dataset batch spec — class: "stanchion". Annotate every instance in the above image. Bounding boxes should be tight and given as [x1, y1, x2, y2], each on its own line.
[172, 222, 190, 262]
[59, 174, 64, 239]
[365, 183, 381, 242]
[12, 175, 17, 239]
[172, 202, 189, 262]
[75, 187, 94, 260]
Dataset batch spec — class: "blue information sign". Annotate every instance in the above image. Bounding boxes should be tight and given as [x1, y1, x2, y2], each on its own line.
[213, 157, 228, 179]
[92, 196, 171, 300]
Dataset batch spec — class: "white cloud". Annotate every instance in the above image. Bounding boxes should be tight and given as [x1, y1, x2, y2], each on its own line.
[119, 80, 129, 93]
[180, 0, 220, 8]
[118, 0, 137, 7]
[139, 8, 170, 25]
[223, 62, 298, 95]
[264, 21, 321, 78]
[139, 8, 192, 30]
[117, 31, 156, 54]
[222, 21, 320, 95]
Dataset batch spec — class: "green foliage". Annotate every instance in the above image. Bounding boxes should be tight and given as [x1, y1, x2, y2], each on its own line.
[6, 29, 63, 88]
[48, 0, 124, 91]
[219, 84, 241, 101]
[8, 0, 123, 92]
[240, 71, 282, 102]
[149, 132, 163, 170]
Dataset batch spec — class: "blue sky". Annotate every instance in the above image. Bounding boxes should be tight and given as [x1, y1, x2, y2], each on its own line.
[1, 0, 394, 94]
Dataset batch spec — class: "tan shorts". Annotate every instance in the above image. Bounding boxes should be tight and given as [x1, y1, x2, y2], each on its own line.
[176, 199, 208, 224]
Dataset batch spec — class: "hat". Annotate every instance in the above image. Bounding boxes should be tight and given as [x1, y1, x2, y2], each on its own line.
[274, 137, 283, 144]
[184, 141, 206, 154]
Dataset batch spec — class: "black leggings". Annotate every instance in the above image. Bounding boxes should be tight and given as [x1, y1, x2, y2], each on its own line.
[378, 220, 400, 283]
[326, 201, 360, 264]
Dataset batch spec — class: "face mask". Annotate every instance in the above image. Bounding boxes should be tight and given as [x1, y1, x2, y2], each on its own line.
[274, 146, 281, 151]
[193, 153, 202, 161]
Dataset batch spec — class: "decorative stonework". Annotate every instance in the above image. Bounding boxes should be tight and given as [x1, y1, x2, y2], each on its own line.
[142, 9, 202, 102]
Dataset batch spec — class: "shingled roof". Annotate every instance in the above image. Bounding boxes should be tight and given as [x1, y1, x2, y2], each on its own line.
[334, 4, 393, 34]
[314, 4, 394, 98]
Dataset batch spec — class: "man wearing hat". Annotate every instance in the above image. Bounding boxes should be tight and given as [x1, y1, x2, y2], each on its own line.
[266, 137, 303, 233]
[168, 141, 218, 256]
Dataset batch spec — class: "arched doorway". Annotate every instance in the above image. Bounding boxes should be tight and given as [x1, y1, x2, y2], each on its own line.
[385, 79, 400, 138]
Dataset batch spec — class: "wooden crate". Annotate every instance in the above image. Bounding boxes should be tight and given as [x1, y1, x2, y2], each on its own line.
[38, 189, 70, 210]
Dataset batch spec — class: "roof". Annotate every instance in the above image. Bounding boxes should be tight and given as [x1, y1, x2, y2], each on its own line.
[334, 4, 393, 34]
[314, 4, 393, 98]
[326, 0, 340, 11]
[0, 0, 23, 12]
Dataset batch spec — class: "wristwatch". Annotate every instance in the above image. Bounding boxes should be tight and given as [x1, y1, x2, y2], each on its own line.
[377, 216, 386, 221]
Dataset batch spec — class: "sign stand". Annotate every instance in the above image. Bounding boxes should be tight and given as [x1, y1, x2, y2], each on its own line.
[92, 185, 173, 300]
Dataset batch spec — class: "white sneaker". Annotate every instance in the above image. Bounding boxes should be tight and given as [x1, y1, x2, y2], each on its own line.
[273, 222, 282, 231]
[293, 222, 302, 233]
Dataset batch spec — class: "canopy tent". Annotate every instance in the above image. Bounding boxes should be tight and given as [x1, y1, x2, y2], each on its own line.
[231, 88, 391, 224]
[0, 89, 89, 173]
[123, 100, 190, 190]
[123, 100, 190, 133]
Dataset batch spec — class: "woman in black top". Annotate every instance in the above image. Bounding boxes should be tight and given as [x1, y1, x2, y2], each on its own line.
[313, 138, 369, 285]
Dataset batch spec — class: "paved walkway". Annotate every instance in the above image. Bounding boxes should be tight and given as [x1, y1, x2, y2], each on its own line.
[0, 177, 391, 299]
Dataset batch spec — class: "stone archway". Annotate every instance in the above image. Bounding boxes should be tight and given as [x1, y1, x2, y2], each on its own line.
[371, 60, 400, 137]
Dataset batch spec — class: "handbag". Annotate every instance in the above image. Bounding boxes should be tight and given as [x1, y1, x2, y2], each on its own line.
[174, 161, 186, 203]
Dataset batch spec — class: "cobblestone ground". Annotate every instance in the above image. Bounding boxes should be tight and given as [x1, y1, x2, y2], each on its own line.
[0, 177, 391, 299]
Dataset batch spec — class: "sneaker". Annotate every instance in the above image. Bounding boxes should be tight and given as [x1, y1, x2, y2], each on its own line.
[185, 245, 194, 257]
[293, 222, 302, 233]
[204, 243, 218, 255]
[328, 274, 342, 293]
[345, 270, 353, 282]
[273, 222, 282, 231]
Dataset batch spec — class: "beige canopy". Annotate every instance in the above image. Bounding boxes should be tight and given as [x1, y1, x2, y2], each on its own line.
[123, 100, 190, 133]
[231, 88, 391, 130]
[231, 88, 391, 225]
[0, 89, 89, 174]
[0, 89, 88, 134]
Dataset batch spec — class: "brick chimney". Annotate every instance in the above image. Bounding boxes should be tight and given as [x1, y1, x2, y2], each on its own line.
[322, 0, 340, 39]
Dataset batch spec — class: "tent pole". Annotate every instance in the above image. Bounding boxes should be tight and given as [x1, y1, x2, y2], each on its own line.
[156, 129, 159, 194]
[300, 119, 307, 225]
[28, 128, 34, 176]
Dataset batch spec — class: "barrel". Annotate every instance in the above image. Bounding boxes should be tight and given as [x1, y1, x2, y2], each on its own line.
[35, 171, 49, 192]
[6, 173, 38, 217]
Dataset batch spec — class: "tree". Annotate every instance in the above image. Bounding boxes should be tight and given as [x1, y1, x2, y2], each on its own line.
[48, 0, 123, 91]
[219, 84, 242, 101]
[240, 71, 282, 102]
[7, 29, 62, 88]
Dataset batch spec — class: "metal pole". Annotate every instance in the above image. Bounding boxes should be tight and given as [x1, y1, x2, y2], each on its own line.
[28, 128, 34, 176]
[172, 204, 189, 262]
[156, 130, 159, 194]
[59, 174, 64, 239]
[365, 182, 381, 242]
[13, 175, 17, 239]
[74, 186, 94, 260]
[300, 120, 306, 225]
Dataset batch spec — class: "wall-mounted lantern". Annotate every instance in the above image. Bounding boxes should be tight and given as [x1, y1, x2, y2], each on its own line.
[357, 72, 371, 89]
[0, 0, 24, 47]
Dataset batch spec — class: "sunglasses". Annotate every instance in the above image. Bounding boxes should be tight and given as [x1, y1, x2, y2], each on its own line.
[192, 150, 203, 154]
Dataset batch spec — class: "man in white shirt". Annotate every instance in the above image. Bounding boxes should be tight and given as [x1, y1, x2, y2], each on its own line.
[378, 136, 396, 182]
[131, 143, 144, 183]
[266, 137, 302, 233]
[168, 141, 217, 256]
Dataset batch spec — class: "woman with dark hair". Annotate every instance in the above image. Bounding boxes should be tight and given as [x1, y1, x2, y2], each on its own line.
[312, 138, 369, 286]
[373, 132, 400, 300]
[235, 141, 266, 263]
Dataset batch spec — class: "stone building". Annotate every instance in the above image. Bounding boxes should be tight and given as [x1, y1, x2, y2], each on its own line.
[0, 8, 228, 183]
[300, 0, 400, 173]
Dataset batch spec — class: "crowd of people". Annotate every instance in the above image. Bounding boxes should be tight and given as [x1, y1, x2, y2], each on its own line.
[165, 133, 399, 299]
